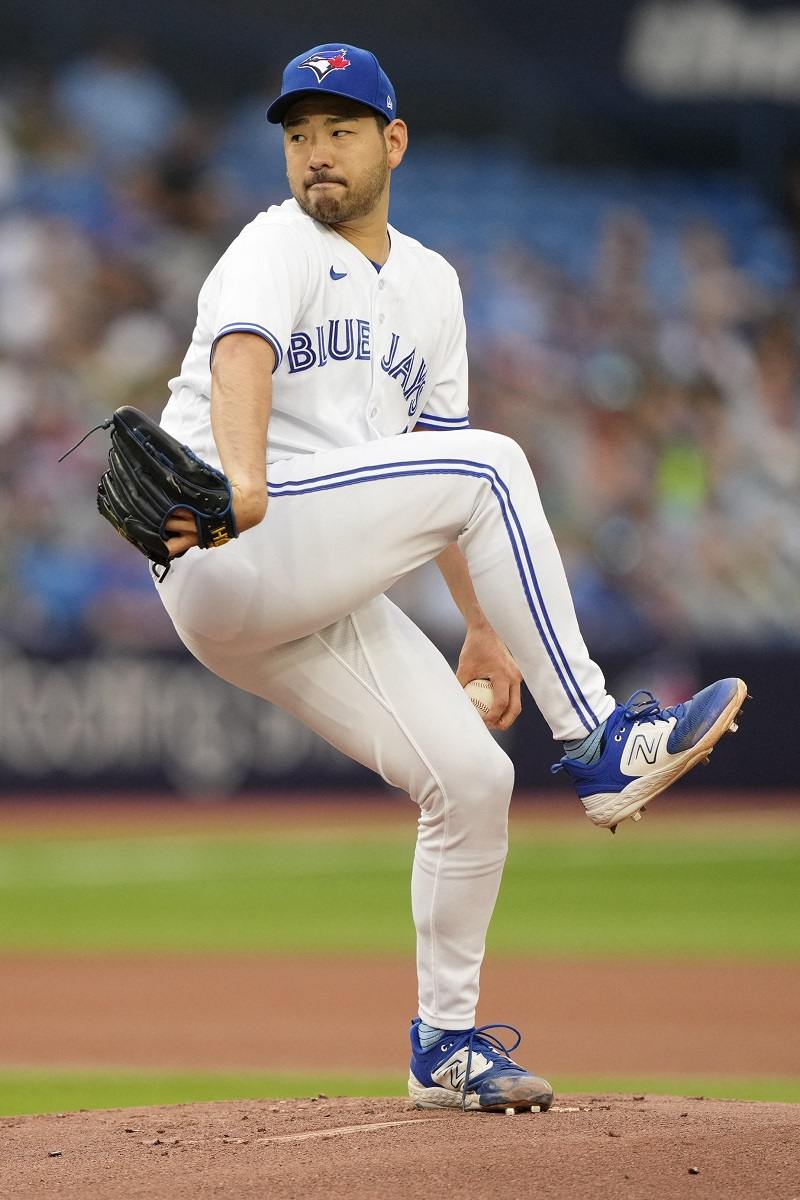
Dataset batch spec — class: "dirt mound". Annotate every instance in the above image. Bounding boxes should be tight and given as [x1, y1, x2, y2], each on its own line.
[1, 1093, 797, 1199]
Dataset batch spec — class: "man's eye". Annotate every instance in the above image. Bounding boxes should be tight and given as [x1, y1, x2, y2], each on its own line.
[289, 133, 305, 143]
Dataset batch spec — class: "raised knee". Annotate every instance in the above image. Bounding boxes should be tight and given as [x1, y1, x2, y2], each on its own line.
[456, 432, 533, 503]
[460, 428, 528, 469]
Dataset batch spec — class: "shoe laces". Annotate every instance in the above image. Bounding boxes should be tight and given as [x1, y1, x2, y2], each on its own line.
[459, 1023, 523, 1111]
[551, 690, 686, 775]
[622, 689, 685, 725]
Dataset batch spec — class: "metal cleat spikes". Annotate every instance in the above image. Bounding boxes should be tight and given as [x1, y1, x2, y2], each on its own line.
[729, 720, 738, 732]
[504, 1107, 515, 1116]
[632, 811, 642, 822]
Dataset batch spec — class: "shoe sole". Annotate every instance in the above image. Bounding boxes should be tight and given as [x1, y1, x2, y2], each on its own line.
[582, 678, 749, 832]
[408, 1072, 554, 1114]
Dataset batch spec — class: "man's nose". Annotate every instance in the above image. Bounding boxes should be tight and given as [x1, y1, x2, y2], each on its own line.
[306, 138, 334, 170]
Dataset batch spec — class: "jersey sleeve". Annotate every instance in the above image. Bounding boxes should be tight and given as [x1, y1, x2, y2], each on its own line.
[414, 268, 469, 431]
[209, 223, 309, 373]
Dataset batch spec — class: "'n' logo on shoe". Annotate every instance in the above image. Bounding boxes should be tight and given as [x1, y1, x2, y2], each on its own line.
[626, 729, 664, 766]
[432, 1049, 493, 1091]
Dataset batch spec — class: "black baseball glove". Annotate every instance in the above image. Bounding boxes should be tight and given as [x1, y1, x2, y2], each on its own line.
[92, 406, 237, 570]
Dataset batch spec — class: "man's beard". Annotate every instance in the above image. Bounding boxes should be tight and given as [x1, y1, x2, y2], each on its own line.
[292, 154, 389, 225]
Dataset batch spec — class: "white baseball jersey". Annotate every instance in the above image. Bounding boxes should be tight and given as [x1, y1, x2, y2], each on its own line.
[161, 197, 469, 466]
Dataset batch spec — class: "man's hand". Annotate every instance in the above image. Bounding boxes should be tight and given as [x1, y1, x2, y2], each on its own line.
[456, 622, 523, 730]
[165, 483, 267, 558]
[164, 331, 273, 558]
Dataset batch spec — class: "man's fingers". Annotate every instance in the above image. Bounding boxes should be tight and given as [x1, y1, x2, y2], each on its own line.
[164, 511, 196, 534]
[496, 679, 523, 731]
[166, 533, 197, 558]
[164, 509, 198, 555]
[485, 677, 510, 727]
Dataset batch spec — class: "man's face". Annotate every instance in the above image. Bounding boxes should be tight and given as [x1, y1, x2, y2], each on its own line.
[283, 96, 390, 225]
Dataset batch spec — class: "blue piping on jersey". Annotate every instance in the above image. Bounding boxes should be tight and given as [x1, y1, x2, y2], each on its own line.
[268, 457, 599, 732]
[415, 415, 470, 430]
[211, 324, 283, 371]
[415, 413, 470, 425]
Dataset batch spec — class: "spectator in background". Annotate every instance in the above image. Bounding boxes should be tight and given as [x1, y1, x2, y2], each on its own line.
[0, 62, 797, 653]
[53, 38, 185, 170]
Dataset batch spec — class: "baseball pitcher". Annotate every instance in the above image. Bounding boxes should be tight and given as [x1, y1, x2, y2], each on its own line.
[108, 44, 747, 1113]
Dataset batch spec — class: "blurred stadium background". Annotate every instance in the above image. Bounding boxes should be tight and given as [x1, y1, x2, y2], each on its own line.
[1, 0, 799, 793]
[0, 0, 799, 1118]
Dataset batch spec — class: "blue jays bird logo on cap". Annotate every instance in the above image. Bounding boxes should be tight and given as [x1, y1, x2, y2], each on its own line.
[299, 49, 352, 84]
[265, 44, 395, 124]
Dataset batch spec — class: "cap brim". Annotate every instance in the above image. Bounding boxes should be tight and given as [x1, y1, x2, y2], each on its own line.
[266, 89, 389, 124]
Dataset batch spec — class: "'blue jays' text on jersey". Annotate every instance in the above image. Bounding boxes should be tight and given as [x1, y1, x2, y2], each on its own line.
[161, 198, 469, 467]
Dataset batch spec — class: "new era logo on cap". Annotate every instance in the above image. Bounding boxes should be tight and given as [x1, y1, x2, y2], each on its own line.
[299, 50, 351, 84]
[266, 43, 397, 125]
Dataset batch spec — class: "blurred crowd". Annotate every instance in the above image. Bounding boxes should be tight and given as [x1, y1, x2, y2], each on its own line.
[1, 42, 798, 656]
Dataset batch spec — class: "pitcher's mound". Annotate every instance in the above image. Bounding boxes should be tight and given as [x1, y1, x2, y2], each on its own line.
[2, 1093, 798, 1199]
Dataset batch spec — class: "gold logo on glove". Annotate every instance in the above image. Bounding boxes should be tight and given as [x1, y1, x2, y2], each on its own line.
[208, 524, 232, 547]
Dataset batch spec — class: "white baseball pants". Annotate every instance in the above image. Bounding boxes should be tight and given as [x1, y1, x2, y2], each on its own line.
[157, 428, 615, 1028]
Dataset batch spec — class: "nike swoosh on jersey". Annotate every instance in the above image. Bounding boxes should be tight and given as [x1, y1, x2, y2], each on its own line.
[329, 266, 348, 280]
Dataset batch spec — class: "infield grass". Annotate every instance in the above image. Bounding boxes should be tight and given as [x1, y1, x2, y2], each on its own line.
[0, 815, 797, 958]
[0, 1070, 798, 1117]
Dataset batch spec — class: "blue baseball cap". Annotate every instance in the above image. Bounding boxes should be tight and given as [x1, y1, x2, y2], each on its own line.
[266, 44, 397, 125]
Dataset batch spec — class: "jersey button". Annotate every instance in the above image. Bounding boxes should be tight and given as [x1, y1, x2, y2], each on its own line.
[378, 279, 385, 290]
[369, 406, 378, 418]
[378, 314, 385, 324]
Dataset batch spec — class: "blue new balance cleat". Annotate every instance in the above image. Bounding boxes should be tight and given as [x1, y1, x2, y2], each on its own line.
[553, 677, 749, 832]
[408, 1019, 554, 1114]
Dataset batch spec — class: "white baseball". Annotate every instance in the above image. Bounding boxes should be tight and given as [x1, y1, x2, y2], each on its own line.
[464, 678, 494, 716]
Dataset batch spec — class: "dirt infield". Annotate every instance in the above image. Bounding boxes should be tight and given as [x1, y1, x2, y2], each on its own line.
[2, 795, 796, 1081]
[1, 955, 799, 1078]
[3, 1094, 799, 1199]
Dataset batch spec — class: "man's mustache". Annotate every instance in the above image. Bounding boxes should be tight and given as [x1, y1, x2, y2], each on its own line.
[305, 172, 347, 187]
